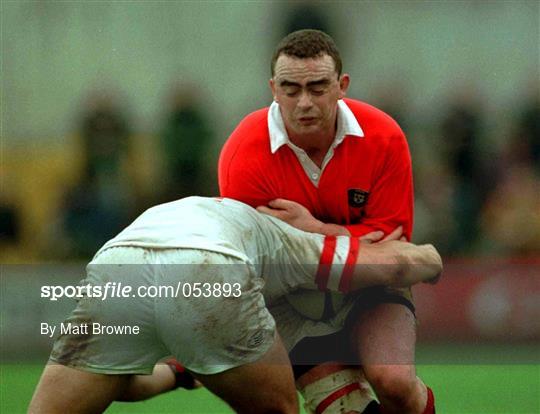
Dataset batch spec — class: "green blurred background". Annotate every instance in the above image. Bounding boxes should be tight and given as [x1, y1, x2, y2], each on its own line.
[1, 1, 539, 413]
[2, 1, 539, 261]
[2, 361, 539, 413]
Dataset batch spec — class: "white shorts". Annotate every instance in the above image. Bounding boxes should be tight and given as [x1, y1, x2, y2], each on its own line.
[269, 297, 355, 352]
[50, 246, 276, 375]
[270, 289, 413, 353]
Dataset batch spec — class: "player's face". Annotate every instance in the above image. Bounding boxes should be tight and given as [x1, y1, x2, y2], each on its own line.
[270, 54, 349, 140]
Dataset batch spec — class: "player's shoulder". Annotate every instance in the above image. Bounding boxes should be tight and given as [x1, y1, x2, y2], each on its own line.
[343, 98, 404, 140]
[228, 106, 270, 144]
[220, 106, 272, 168]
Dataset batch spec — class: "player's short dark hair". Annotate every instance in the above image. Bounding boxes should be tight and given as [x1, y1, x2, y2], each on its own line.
[271, 29, 342, 77]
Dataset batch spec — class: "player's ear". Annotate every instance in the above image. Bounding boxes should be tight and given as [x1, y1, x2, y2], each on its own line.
[269, 78, 278, 102]
[338, 74, 350, 99]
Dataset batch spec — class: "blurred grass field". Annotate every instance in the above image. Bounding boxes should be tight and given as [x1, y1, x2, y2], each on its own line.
[2, 345, 539, 414]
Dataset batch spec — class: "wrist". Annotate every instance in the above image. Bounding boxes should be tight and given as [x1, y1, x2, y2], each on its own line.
[308, 219, 325, 234]
[319, 223, 350, 236]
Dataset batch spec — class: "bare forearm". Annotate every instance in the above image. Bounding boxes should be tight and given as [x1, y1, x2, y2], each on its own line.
[348, 242, 442, 292]
[256, 199, 351, 236]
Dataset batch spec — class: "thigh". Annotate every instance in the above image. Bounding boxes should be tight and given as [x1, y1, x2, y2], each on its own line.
[192, 334, 298, 414]
[352, 301, 416, 366]
[29, 363, 129, 414]
[351, 302, 420, 405]
[287, 288, 416, 369]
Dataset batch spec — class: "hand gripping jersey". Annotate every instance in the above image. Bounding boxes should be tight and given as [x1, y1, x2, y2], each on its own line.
[219, 98, 414, 238]
[97, 196, 362, 302]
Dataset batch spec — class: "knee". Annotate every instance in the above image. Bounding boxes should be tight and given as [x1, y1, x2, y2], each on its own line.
[238, 389, 298, 414]
[364, 365, 416, 403]
[264, 389, 299, 414]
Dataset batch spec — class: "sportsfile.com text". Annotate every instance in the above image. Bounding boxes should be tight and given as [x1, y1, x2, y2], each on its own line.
[41, 282, 242, 301]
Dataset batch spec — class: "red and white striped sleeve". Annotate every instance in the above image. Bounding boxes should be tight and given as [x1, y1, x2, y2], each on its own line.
[315, 236, 361, 293]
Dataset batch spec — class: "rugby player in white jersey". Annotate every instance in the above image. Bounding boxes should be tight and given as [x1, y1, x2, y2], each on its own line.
[29, 197, 441, 414]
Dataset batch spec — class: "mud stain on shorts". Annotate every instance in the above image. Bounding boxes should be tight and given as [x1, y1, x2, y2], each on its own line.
[50, 318, 94, 367]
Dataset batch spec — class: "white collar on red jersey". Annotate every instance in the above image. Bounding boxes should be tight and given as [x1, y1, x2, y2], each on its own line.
[268, 99, 365, 154]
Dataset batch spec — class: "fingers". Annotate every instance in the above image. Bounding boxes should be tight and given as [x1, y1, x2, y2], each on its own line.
[268, 198, 295, 210]
[382, 225, 403, 242]
[360, 230, 384, 244]
[360, 226, 404, 245]
[256, 205, 285, 219]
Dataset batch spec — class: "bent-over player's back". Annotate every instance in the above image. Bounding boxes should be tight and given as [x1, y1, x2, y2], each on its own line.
[93, 196, 327, 300]
[95, 196, 271, 263]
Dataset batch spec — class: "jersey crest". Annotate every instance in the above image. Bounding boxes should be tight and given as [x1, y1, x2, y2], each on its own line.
[348, 189, 369, 207]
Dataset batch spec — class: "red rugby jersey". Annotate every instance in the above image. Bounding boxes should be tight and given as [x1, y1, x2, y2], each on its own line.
[218, 98, 413, 239]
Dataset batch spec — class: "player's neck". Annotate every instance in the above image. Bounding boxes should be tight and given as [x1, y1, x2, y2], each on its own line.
[289, 127, 336, 168]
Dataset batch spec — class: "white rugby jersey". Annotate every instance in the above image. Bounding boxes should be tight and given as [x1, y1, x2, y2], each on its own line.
[96, 197, 360, 299]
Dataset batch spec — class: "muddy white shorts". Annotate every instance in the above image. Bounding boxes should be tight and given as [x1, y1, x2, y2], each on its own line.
[50, 246, 276, 375]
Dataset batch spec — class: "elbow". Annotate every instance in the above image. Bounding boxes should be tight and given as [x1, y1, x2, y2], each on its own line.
[424, 244, 443, 284]
[392, 244, 443, 286]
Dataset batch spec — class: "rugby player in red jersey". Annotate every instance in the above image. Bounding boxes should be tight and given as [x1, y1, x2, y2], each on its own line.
[219, 30, 435, 414]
